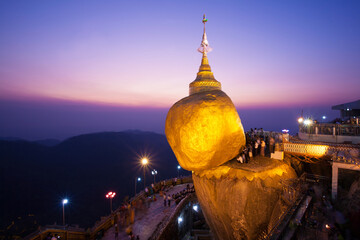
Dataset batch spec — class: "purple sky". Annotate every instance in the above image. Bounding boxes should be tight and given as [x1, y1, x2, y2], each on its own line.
[0, 1, 359, 140]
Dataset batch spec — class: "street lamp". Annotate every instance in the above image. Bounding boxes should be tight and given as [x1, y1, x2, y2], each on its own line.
[178, 216, 183, 224]
[151, 169, 158, 184]
[135, 177, 141, 195]
[177, 165, 181, 178]
[106, 191, 116, 213]
[304, 119, 313, 125]
[62, 198, 68, 226]
[141, 158, 149, 189]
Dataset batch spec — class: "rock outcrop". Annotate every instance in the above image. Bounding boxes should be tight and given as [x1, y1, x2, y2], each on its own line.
[192, 158, 297, 239]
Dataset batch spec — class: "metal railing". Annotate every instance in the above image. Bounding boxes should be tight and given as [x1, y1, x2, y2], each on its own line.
[284, 141, 360, 159]
[299, 123, 360, 136]
[149, 193, 196, 240]
[23, 225, 87, 240]
[264, 173, 331, 240]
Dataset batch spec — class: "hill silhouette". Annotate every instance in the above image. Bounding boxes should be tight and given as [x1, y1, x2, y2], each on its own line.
[0, 131, 181, 230]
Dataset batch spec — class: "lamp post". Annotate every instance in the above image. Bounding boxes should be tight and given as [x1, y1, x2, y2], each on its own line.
[151, 169, 158, 184]
[62, 199, 68, 226]
[177, 165, 181, 178]
[135, 177, 141, 195]
[141, 158, 149, 189]
[298, 117, 304, 124]
[106, 192, 116, 213]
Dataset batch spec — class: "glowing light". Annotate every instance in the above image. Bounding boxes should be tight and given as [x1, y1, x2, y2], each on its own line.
[106, 192, 116, 199]
[137, 177, 141, 181]
[303, 119, 313, 125]
[141, 158, 149, 165]
[282, 129, 289, 133]
[178, 216, 183, 224]
[325, 224, 330, 229]
[322, 116, 326, 120]
[298, 117, 304, 123]
[301, 144, 329, 157]
[177, 165, 181, 170]
[62, 199, 68, 205]
[193, 205, 198, 212]
[151, 169, 158, 175]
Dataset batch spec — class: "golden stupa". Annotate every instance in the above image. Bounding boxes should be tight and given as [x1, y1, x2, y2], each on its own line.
[165, 16, 246, 172]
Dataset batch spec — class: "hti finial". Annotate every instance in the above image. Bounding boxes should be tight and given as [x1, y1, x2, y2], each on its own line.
[202, 14, 208, 24]
[197, 14, 212, 54]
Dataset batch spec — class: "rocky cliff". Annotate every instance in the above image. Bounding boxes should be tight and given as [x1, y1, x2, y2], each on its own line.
[193, 157, 297, 240]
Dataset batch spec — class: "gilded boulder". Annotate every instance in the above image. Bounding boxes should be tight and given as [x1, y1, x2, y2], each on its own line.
[165, 90, 245, 171]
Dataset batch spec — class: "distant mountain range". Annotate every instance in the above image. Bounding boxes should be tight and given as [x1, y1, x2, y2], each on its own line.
[0, 137, 61, 146]
[0, 131, 182, 230]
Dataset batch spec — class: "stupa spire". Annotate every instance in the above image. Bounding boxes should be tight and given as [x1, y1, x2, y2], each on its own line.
[197, 14, 212, 55]
[189, 14, 221, 95]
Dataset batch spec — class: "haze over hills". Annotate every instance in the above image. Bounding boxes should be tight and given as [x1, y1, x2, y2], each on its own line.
[0, 130, 181, 230]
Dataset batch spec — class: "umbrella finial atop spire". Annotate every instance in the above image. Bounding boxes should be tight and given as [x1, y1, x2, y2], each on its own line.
[198, 14, 212, 55]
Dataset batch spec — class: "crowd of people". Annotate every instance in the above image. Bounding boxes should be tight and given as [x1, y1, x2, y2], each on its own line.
[171, 184, 195, 205]
[162, 183, 195, 207]
[236, 128, 284, 164]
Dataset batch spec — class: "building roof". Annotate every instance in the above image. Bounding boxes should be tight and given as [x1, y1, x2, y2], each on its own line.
[332, 100, 360, 110]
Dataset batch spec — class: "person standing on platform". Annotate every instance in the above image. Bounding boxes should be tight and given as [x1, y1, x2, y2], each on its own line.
[254, 141, 258, 157]
[115, 223, 119, 240]
[260, 139, 266, 157]
[167, 195, 172, 207]
[269, 136, 275, 154]
[237, 154, 243, 163]
[242, 149, 246, 163]
[248, 144, 253, 159]
[245, 147, 249, 163]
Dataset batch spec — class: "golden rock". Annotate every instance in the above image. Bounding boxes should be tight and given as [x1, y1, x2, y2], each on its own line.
[165, 55, 246, 171]
[165, 90, 245, 171]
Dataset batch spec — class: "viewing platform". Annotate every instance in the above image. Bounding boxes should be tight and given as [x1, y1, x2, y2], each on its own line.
[298, 123, 360, 144]
[297, 99, 360, 144]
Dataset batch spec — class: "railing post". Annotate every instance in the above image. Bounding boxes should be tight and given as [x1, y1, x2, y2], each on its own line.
[332, 163, 338, 200]
[333, 126, 336, 136]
